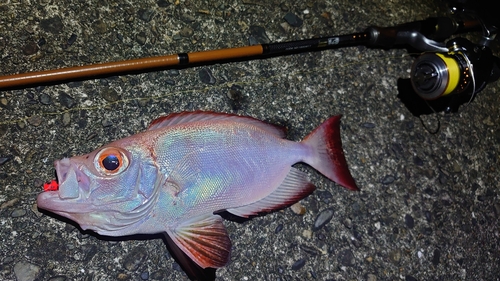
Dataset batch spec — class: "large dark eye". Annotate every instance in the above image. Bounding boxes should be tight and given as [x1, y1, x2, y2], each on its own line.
[95, 147, 129, 175]
[102, 154, 119, 171]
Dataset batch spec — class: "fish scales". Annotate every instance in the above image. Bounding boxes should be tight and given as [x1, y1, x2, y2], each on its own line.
[151, 121, 303, 219]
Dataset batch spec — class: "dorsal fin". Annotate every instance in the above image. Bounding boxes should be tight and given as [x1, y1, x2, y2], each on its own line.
[148, 111, 286, 137]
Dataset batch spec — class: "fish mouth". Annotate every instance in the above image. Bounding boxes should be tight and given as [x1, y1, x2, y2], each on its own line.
[37, 158, 92, 213]
[55, 158, 91, 199]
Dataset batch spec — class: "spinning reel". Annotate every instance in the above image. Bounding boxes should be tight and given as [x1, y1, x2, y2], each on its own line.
[397, 1, 500, 116]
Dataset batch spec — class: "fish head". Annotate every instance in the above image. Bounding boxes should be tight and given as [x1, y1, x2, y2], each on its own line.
[37, 143, 161, 236]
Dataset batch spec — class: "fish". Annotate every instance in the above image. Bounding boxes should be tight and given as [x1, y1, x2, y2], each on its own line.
[37, 111, 358, 280]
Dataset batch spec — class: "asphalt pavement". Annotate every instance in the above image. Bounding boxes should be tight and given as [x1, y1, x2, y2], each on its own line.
[1, 0, 499, 280]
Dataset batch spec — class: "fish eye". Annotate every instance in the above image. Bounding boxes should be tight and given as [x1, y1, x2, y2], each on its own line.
[95, 147, 129, 175]
[102, 154, 119, 171]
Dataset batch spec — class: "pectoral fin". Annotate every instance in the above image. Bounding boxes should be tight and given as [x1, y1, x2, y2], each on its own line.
[167, 214, 231, 269]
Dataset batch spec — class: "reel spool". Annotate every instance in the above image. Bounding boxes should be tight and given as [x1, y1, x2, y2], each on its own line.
[410, 51, 471, 100]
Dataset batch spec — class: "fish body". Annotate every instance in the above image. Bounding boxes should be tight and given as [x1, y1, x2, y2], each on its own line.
[37, 111, 358, 272]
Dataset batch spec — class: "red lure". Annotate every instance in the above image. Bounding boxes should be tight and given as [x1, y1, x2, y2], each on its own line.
[43, 180, 59, 191]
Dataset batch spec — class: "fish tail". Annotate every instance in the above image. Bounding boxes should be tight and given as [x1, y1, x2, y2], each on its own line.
[302, 115, 359, 191]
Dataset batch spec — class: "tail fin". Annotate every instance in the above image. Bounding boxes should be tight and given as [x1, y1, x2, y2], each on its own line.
[302, 115, 359, 191]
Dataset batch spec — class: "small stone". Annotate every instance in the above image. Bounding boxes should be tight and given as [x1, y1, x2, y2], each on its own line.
[0, 97, 8, 107]
[0, 156, 11, 166]
[27, 115, 43, 126]
[67, 81, 83, 88]
[62, 112, 71, 126]
[138, 9, 155, 22]
[365, 256, 373, 263]
[389, 249, 401, 264]
[248, 26, 270, 44]
[140, 272, 149, 280]
[337, 249, 355, 266]
[39, 93, 52, 105]
[342, 218, 352, 229]
[291, 258, 306, 270]
[123, 246, 148, 271]
[405, 214, 414, 229]
[168, 69, 180, 76]
[424, 210, 432, 222]
[22, 41, 39, 55]
[179, 26, 194, 37]
[17, 121, 25, 130]
[136, 31, 147, 45]
[313, 208, 334, 231]
[362, 122, 376, 128]
[432, 249, 440, 265]
[101, 88, 120, 102]
[157, 0, 169, 7]
[59, 92, 76, 108]
[290, 202, 306, 215]
[181, 14, 196, 23]
[198, 68, 216, 84]
[14, 261, 42, 281]
[102, 119, 113, 127]
[1, 198, 19, 209]
[117, 273, 129, 280]
[275, 223, 283, 234]
[366, 273, 377, 281]
[381, 175, 395, 185]
[40, 16, 64, 34]
[67, 33, 77, 46]
[302, 229, 312, 239]
[38, 37, 46, 46]
[283, 12, 303, 27]
[227, 85, 247, 111]
[300, 244, 319, 256]
[11, 209, 27, 218]
[92, 20, 108, 34]
[31, 203, 43, 218]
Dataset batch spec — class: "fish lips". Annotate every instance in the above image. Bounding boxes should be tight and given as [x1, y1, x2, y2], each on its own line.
[37, 158, 91, 212]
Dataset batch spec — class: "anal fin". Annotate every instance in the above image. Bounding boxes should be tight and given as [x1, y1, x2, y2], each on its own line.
[227, 167, 316, 218]
[167, 214, 231, 269]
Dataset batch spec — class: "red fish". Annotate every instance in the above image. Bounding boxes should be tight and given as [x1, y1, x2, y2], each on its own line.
[37, 111, 358, 279]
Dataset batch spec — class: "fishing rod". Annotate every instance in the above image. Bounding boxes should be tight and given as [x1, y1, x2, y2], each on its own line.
[0, 12, 498, 116]
[0, 17, 481, 89]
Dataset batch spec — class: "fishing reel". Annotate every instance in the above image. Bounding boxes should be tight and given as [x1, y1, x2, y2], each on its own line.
[396, 0, 500, 116]
[398, 37, 500, 116]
